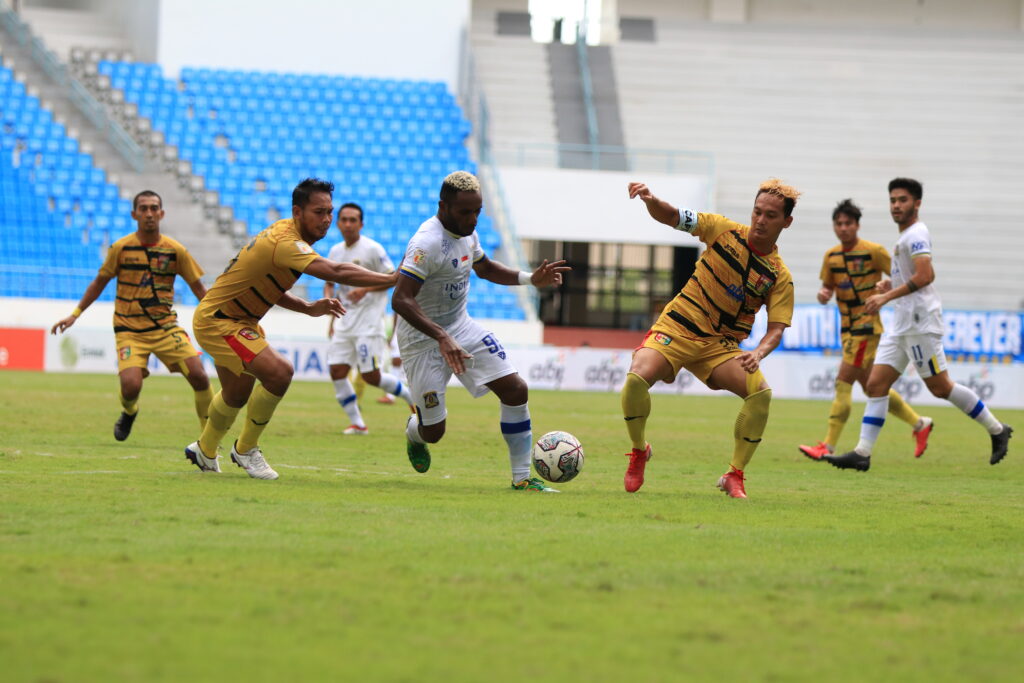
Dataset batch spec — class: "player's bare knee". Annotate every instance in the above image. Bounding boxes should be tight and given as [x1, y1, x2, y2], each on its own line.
[421, 422, 445, 443]
[361, 369, 382, 386]
[328, 365, 349, 381]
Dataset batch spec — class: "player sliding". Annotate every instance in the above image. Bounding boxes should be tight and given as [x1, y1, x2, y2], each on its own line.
[825, 178, 1012, 471]
[621, 179, 799, 499]
[798, 199, 931, 461]
[183, 178, 398, 479]
[51, 190, 212, 441]
[392, 171, 570, 491]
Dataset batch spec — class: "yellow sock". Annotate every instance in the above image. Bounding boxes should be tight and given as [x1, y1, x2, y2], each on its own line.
[887, 389, 920, 427]
[236, 384, 284, 453]
[824, 380, 853, 447]
[352, 368, 366, 401]
[199, 391, 240, 457]
[194, 386, 214, 431]
[731, 387, 771, 471]
[621, 372, 651, 451]
[119, 393, 139, 416]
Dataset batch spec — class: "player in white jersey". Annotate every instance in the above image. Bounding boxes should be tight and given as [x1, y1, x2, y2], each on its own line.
[825, 178, 1012, 471]
[324, 203, 414, 434]
[392, 171, 570, 491]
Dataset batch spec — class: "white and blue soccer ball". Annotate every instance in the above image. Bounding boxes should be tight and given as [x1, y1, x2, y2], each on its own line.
[532, 431, 584, 483]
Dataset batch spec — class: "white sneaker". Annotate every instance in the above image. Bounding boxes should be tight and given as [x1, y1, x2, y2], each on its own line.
[230, 442, 279, 480]
[343, 424, 369, 435]
[185, 441, 220, 473]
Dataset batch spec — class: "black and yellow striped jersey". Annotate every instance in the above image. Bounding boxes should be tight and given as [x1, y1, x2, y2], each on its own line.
[98, 233, 203, 334]
[196, 219, 318, 323]
[820, 239, 890, 337]
[665, 212, 794, 342]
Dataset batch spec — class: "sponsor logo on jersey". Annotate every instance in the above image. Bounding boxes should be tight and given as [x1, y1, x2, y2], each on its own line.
[423, 391, 439, 409]
[295, 241, 314, 255]
[412, 248, 427, 265]
[653, 332, 672, 346]
[239, 328, 260, 341]
[911, 241, 928, 252]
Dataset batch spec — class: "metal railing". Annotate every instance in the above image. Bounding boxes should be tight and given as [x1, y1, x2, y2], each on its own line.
[575, 24, 600, 151]
[0, 1, 145, 172]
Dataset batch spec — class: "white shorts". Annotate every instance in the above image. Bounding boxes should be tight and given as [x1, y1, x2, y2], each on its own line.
[326, 334, 385, 373]
[387, 334, 400, 361]
[403, 322, 517, 426]
[874, 332, 948, 379]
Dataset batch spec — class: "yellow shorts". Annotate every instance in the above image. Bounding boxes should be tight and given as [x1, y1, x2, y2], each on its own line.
[841, 334, 881, 368]
[193, 317, 268, 376]
[115, 326, 199, 376]
[639, 315, 741, 384]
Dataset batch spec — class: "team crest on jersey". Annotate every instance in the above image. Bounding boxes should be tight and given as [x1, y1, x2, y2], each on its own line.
[238, 328, 260, 341]
[118, 346, 131, 360]
[412, 248, 427, 265]
[451, 258, 458, 268]
[653, 332, 672, 346]
[295, 241, 313, 255]
[423, 391, 439, 409]
[848, 257, 866, 274]
[153, 253, 171, 271]
[747, 273, 774, 297]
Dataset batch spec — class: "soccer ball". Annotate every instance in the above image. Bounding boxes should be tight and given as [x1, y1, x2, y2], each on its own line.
[532, 431, 584, 483]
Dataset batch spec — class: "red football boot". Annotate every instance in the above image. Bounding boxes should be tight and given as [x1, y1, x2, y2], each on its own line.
[716, 466, 747, 499]
[798, 441, 832, 461]
[624, 444, 652, 493]
[913, 418, 933, 458]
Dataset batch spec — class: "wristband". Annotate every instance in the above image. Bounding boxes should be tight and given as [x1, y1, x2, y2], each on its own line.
[906, 281, 919, 293]
[71, 307, 82, 317]
[517, 271, 532, 286]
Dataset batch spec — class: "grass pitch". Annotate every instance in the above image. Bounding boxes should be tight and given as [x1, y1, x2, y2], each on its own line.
[1, 370, 1022, 682]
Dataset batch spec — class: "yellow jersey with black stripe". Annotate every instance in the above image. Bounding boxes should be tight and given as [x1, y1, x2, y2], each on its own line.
[665, 211, 794, 341]
[196, 219, 318, 323]
[98, 233, 203, 334]
[819, 239, 889, 337]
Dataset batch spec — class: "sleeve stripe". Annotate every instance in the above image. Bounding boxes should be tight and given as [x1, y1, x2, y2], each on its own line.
[473, 254, 484, 263]
[399, 267, 425, 283]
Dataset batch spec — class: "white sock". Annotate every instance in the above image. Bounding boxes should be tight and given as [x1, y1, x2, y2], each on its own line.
[500, 402, 532, 482]
[855, 395, 889, 456]
[333, 378, 365, 428]
[378, 373, 413, 406]
[947, 384, 1002, 434]
[406, 413, 425, 444]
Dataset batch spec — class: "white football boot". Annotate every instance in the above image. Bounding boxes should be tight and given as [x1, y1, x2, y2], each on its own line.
[230, 442, 279, 480]
[184, 441, 221, 473]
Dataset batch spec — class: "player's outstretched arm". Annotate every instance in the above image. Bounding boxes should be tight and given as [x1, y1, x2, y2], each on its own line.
[863, 255, 934, 314]
[276, 291, 345, 318]
[472, 256, 570, 287]
[628, 182, 681, 227]
[51, 274, 112, 334]
[392, 274, 472, 374]
[735, 322, 787, 374]
[304, 257, 399, 288]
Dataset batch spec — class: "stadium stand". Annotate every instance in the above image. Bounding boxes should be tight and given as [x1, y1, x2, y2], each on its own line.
[94, 61, 524, 320]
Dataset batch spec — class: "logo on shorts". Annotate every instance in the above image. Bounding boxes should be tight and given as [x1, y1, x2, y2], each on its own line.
[118, 346, 131, 360]
[653, 332, 672, 346]
[423, 391, 439, 409]
[239, 328, 260, 341]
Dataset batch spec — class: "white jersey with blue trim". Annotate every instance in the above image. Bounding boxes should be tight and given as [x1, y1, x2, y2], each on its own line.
[889, 221, 943, 336]
[396, 216, 485, 357]
[327, 234, 394, 337]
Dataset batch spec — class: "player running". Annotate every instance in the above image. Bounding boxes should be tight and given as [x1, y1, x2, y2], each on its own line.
[51, 190, 212, 440]
[392, 171, 570, 491]
[825, 178, 1012, 471]
[324, 202, 414, 435]
[621, 179, 799, 499]
[798, 199, 931, 461]
[183, 178, 398, 479]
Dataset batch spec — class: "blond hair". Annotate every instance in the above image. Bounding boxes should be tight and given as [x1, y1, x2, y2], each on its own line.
[757, 178, 801, 217]
[441, 170, 480, 195]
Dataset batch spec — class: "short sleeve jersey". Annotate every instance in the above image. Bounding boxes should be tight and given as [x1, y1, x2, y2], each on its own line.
[395, 216, 484, 356]
[820, 238, 890, 338]
[668, 209, 794, 342]
[326, 234, 395, 337]
[889, 221, 943, 335]
[196, 219, 318, 324]
[98, 233, 203, 334]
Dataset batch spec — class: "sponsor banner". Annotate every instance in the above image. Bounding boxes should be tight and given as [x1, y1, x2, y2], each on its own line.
[0, 327, 46, 370]
[741, 306, 1023, 362]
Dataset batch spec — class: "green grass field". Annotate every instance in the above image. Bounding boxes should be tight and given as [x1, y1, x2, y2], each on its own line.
[1, 370, 1022, 682]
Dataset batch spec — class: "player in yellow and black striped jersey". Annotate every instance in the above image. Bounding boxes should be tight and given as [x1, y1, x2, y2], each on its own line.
[798, 199, 931, 462]
[184, 178, 399, 480]
[51, 190, 213, 442]
[620, 179, 799, 500]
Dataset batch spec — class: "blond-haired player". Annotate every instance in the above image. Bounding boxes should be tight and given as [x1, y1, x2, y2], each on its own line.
[183, 178, 398, 479]
[51, 190, 212, 441]
[799, 198, 932, 461]
[621, 179, 798, 499]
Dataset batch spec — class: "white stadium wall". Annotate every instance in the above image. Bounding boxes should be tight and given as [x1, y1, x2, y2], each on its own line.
[155, 0, 471, 89]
